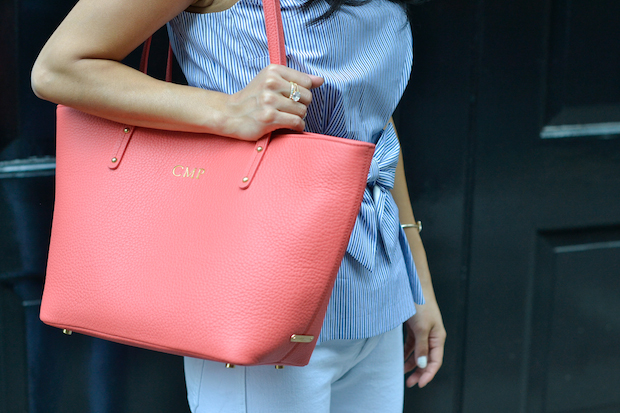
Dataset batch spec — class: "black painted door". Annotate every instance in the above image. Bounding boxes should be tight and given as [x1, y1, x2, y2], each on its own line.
[400, 0, 620, 412]
[0, 1, 188, 412]
[2, 0, 619, 412]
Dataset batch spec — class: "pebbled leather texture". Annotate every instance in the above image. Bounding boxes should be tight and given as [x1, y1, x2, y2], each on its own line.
[41, 107, 374, 366]
[40, 0, 375, 367]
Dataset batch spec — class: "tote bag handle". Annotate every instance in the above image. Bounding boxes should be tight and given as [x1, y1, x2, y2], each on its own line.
[139, 0, 287, 77]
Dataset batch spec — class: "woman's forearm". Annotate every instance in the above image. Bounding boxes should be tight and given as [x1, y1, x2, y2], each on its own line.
[32, 56, 231, 134]
[389, 118, 437, 301]
[392, 122, 446, 387]
[30, 0, 215, 132]
[31, 0, 320, 141]
[32, 55, 234, 134]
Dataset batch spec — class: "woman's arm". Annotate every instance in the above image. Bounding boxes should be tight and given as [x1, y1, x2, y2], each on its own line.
[389, 117, 446, 388]
[31, 0, 322, 140]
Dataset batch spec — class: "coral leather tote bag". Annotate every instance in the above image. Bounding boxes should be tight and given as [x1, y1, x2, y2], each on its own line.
[39, 0, 374, 366]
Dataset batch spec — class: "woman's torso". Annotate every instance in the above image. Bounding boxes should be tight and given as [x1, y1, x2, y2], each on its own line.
[167, 0, 412, 144]
[167, 0, 423, 341]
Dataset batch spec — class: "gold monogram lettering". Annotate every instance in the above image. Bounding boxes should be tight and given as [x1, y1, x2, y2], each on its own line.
[172, 165, 184, 177]
[172, 166, 206, 179]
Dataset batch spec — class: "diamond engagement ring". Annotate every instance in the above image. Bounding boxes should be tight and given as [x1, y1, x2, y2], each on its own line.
[289, 82, 301, 102]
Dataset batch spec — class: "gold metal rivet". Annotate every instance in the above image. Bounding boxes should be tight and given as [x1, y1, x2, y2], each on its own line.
[124, 127, 130, 133]
[225, 363, 235, 368]
[62, 329, 73, 335]
[275, 365, 284, 370]
[257, 146, 263, 152]
[242, 177, 249, 183]
[111, 157, 118, 163]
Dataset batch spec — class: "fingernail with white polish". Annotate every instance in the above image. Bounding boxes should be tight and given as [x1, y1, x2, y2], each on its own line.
[417, 356, 427, 369]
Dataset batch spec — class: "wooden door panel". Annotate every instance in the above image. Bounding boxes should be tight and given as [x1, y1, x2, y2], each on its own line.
[528, 228, 620, 413]
[462, 0, 620, 412]
[2, 0, 618, 412]
[0, 1, 190, 412]
[542, 0, 620, 139]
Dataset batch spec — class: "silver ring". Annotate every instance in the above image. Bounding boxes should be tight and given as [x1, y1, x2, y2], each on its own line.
[289, 82, 301, 102]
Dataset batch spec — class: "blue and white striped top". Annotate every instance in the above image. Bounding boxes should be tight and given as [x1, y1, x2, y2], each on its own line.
[167, 0, 425, 342]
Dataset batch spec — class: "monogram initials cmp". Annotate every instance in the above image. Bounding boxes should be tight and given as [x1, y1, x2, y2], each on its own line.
[172, 165, 206, 179]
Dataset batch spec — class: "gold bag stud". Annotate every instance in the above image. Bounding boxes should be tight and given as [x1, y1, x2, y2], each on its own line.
[62, 329, 73, 335]
[290, 334, 314, 343]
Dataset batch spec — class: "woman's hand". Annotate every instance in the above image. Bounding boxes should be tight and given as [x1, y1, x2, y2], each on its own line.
[223, 64, 324, 141]
[404, 298, 446, 388]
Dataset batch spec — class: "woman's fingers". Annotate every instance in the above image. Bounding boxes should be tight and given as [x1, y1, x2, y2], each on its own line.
[307, 74, 325, 89]
[273, 111, 306, 132]
[406, 337, 444, 388]
[403, 323, 417, 373]
[280, 98, 308, 120]
[262, 67, 315, 106]
[269, 64, 324, 90]
[403, 302, 447, 388]
[279, 82, 312, 106]
[230, 106, 305, 140]
[256, 88, 308, 119]
[263, 64, 323, 106]
[225, 64, 323, 140]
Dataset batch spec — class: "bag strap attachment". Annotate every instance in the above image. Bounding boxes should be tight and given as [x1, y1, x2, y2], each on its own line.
[108, 125, 136, 169]
[114, 0, 288, 188]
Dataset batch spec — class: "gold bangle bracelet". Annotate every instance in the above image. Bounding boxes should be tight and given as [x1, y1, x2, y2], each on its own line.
[401, 221, 422, 233]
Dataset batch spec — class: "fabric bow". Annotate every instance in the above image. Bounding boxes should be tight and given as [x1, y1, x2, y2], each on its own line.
[346, 123, 401, 272]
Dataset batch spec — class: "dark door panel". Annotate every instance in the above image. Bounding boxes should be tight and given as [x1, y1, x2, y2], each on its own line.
[461, 0, 620, 412]
[0, 0, 189, 412]
[528, 228, 620, 413]
[2, 0, 619, 412]
[543, 0, 620, 139]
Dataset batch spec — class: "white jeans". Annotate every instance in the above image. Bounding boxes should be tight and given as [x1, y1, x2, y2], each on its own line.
[184, 326, 404, 413]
